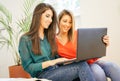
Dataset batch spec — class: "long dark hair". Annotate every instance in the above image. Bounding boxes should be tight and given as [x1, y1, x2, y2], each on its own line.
[25, 3, 57, 56]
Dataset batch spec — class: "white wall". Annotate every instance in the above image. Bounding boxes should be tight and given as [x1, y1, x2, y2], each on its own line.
[0, 0, 24, 78]
[79, 0, 120, 64]
[0, 0, 120, 78]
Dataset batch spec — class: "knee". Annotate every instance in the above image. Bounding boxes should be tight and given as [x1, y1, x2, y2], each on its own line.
[97, 60, 119, 69]
[90, 64, 104, 74]
[90, 64, 106, 80]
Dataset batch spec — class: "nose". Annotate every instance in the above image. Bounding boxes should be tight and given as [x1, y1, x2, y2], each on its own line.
[66, 23, 70, 27]
[49, 18, 52, 23]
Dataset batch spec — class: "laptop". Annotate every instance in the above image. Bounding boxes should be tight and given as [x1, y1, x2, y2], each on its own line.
[76, 27, 107, 62]
[56, 27, 107, 64]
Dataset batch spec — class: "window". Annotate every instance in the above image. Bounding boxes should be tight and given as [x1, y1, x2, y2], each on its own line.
[44, 0, 80, 16]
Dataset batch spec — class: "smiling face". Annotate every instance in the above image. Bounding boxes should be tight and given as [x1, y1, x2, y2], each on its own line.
[40, 9, 53, 29]
[59, 14, 72, 33]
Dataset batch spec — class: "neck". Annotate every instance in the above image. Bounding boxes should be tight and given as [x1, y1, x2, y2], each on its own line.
[39, 27, 44, 40]
[59, 32, 68, 38]
[57, 32, 68, 45]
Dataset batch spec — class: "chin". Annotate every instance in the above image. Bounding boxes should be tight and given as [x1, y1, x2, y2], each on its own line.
[63, 30, 69, 33]
[44, 26, 49, 29]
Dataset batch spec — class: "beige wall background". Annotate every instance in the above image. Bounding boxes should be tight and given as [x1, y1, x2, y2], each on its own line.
[0, 0, 120, 78]
[79, 0, 120, 65]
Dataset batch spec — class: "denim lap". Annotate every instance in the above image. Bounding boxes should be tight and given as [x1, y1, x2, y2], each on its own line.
[37, 61, 96, 81]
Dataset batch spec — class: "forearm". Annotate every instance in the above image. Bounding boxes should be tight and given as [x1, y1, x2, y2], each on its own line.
[42, 58, 67, 69]
[42, 60, 56, 69]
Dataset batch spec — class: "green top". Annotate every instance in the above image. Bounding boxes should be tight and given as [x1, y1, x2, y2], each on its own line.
[18, 35, 56, 77]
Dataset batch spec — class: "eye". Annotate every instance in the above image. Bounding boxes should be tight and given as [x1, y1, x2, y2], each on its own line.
[63, 20, 67, 22]
[46, 14, 50, 17]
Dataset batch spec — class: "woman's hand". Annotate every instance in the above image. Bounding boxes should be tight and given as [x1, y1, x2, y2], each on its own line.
[42, 58, 69, 69]
[103, 35, 109, 46]
[55, 58, 76, 64]
[55, 58, 69, 64]
[46, 58, 67, 66]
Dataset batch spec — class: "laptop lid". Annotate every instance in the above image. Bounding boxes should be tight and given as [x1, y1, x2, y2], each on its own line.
[76, 28, 107, 62]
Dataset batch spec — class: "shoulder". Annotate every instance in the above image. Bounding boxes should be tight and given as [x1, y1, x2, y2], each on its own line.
[55, 35, 58, 41]
[20, 35, 30, 42]
[19, 35, 32, 48]
[74, 30, 77, 35]
[55, 36, 59, 44]
[73, 30, 77, 38]
[72, 30, 77, 44]
[20, 35, 29, 39]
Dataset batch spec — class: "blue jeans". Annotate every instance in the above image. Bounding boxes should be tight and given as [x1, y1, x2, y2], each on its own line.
[90, 60, 120, 81]
[37, 61, 96, 81]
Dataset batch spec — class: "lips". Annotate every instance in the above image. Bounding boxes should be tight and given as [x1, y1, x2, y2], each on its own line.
[63, 27, 70, 32]
[45, 22, 51, 28]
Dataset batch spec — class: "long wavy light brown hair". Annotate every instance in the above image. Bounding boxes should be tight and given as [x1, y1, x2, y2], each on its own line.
[58, 9, 75, 42]
[25, 3, 57, 56]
